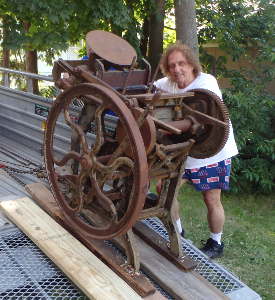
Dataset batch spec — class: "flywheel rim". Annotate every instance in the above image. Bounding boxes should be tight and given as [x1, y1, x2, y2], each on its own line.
[44, 83, 148, 239]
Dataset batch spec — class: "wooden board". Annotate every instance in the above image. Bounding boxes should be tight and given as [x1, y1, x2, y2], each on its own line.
[0, 197, 141, 300]
[25, 183, 156, 298]
[134, 221, 198, 271]
[136, 235, 228, 300]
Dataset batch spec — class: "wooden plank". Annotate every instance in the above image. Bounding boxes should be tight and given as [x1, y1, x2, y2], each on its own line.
[25, 183, 156, 298]
[111, 233, 228, 300]
[136, 234, 229, 300]
[134, 221, 197, 271]
[0, 197, 141, 300]
[143, 290, 167, 300]
[25, 183, 63, 221]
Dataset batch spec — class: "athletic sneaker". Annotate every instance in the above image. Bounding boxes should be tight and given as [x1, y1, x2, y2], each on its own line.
[200, 238, 224, 259]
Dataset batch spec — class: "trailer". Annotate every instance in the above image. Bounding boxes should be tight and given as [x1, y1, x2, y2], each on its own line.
[0, 31, 261, 300]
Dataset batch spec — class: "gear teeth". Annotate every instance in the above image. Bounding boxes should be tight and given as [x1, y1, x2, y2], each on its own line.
[186, 88, 230, 158]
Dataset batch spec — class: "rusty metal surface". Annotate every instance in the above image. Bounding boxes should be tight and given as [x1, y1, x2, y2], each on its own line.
[153, 88, 230, 159]
[117, 107, 156, 155]
[86, 30, 137, 66]
[44, 83, 148, 240]
[45, 30, 231, 272]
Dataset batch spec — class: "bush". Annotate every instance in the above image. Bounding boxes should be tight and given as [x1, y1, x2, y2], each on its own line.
[222, 72, 275, 194]
[197, 0, 275, 194]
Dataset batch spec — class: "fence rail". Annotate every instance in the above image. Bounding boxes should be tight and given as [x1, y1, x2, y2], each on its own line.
[0, 67, 54, 93]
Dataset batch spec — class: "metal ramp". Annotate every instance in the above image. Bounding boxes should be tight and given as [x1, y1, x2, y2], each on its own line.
[143, 218, 261, 300]
[0, 213, 261, 300]
[0, 228, 87, 300]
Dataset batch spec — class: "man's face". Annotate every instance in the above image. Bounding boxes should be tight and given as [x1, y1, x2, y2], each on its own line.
[168, 50, 195, 89]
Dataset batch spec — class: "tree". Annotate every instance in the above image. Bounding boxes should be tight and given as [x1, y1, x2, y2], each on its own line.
[23, 22, 39, 93]
[1, 17, 9, 67]
[196, 0, 275, 193]
[174, 0, 198, 56]
[117, 0, 167, 74]
[147, 0, 165, 73]
[140, 13, 150, 57]
[0, 0, 76, 93]
[0, 0, 133, 93]
[0, 16, 10, 86]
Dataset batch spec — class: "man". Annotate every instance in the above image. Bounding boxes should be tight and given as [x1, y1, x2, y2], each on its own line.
[153, 42, 238, 259]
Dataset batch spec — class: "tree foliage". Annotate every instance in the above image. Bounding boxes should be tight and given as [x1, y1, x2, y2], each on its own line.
[1, 0, 74, 53]
[196, 0, 275, 194]
[223, 73, 275, 194]
[0, 0, 133, 64]
[0, 0, 274, 193]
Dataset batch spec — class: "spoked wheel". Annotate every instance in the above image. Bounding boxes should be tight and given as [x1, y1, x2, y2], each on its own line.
[181, 89, 230, 159]
[44, 83, 148, 239]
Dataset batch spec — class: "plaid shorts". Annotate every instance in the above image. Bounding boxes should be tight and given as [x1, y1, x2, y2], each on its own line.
[183, 158, 232, 191]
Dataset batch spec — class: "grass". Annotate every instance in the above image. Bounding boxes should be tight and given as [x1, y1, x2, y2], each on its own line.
[176, 183, 275, 300]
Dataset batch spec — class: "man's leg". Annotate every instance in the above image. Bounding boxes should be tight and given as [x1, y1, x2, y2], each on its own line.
[202, 189, 224, 234]
[200, 188, 224, 258]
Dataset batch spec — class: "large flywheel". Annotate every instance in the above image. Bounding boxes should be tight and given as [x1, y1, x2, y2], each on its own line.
[44, 83, 148, 239]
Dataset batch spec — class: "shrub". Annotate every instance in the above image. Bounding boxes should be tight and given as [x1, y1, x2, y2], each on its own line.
[222, 71, 275, 194]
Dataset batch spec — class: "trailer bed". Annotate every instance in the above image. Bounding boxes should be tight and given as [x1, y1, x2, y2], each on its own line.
[0, 85, 261, 300]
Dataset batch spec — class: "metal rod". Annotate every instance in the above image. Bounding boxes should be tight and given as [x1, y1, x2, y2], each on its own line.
[122, 56, 137, 95]
[0, 67, 54, 81]
[147, 59, 161, 93]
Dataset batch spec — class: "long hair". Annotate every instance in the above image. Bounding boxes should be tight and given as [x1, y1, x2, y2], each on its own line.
[160, 42, 202, 78]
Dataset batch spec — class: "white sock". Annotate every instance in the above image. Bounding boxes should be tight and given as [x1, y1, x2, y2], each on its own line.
[176, 218, 182, 233]
[210, 232, 222, 245]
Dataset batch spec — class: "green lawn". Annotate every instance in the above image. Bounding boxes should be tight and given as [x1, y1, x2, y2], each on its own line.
[177, 184, 275, 300]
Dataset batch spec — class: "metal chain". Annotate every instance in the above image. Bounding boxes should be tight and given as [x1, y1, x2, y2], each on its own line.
[3, 165, 47, 187]
[0, 145, 47, 187]
[5, 169, 27, 187]
[0, 145, 41, 167]
[3, 165, 43, 175]
[0, 158, 37, 169]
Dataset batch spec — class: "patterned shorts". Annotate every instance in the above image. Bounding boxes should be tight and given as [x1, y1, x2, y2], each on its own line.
[182, 158, 232, 191]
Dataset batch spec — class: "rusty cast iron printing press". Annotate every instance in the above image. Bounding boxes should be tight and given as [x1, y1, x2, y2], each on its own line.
[41, 30, 230, 295]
